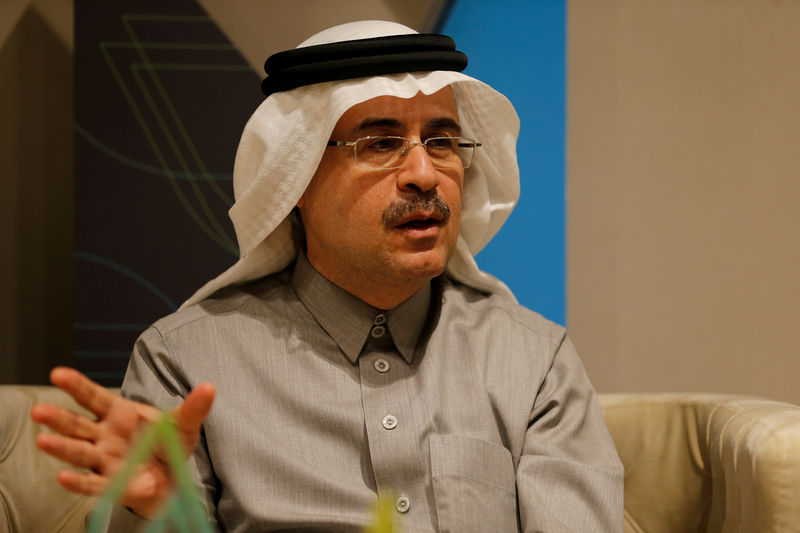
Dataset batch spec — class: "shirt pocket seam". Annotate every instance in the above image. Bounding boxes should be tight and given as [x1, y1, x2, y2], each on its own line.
[430, 434, 516, 493]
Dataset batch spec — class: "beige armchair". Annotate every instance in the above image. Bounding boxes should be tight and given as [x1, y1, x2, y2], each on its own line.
[2, 386, 799, 532]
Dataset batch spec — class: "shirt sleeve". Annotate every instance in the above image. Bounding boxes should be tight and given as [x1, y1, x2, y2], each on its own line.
[516, 334, 624, 532]
[104, 325, 219, 531]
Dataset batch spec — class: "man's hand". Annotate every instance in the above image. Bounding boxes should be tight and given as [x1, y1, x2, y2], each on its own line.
[30, 367, 215, 519]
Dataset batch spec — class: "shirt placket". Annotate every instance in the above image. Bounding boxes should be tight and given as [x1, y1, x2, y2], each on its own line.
[359, 311, 432, 530]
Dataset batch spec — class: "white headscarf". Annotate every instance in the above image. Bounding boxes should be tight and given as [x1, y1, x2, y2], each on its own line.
[181, 20, 520, 308]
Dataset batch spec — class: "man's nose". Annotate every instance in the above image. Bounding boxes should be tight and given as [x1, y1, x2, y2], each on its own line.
[396, 142, 440, 193]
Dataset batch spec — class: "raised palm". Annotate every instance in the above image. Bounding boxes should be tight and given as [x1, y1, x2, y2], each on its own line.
[30, 367, 215, 518]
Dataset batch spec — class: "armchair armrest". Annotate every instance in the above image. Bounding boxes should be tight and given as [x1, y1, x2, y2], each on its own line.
[599, 393, 800, 533]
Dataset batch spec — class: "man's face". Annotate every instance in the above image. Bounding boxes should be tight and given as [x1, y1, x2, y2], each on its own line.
[297, 87, 464, 304]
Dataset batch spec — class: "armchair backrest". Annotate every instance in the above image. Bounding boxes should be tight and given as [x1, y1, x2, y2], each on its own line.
[0, 385, 98, 533]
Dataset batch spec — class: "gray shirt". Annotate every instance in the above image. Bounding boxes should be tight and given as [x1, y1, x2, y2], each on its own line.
[110, 254, 623, 532]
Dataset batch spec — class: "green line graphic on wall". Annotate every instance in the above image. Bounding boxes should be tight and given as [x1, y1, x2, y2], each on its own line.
[94, 13, 261, 257]
[74, 123, 232, 181]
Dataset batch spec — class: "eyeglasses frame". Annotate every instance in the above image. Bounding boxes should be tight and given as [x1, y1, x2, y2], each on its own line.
[326, 135, 482, 170]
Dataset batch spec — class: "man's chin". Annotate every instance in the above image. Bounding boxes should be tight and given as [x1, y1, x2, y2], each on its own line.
[391, 249, 450, 281]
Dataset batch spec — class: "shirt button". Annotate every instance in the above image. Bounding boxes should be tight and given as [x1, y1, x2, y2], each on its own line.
[395, 495, 410, 513]
[373, 313, 387, 325]
[370, 325, 386, 338]
[374, 358, 390, 373]
[382, 414, 398, 430]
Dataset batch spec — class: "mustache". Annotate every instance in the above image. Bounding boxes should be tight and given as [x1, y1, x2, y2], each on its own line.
[382, 190, 451, 227]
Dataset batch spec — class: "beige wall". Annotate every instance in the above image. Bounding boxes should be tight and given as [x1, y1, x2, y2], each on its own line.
[197, 0, 441, 72]
[568, 0, 800, 404]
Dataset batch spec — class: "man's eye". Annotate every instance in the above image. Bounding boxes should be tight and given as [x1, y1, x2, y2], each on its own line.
[362, 138, 404, 152]
[426, 137, 457, 152]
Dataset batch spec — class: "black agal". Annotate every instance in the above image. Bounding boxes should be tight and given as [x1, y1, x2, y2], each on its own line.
[261, 34, 468, 96]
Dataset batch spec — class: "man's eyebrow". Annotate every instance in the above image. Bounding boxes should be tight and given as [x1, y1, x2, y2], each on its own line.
[426, 117, 462, 135]
[351, 117, 462, 135]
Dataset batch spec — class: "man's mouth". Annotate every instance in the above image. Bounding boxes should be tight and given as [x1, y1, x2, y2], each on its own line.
[394, 215, 443, 230]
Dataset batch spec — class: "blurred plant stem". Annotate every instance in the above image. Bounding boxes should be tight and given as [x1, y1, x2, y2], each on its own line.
[87, 413, 216, 533]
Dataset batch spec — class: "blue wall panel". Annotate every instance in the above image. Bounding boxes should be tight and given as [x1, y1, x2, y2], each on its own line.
[441, 1, 566, 324]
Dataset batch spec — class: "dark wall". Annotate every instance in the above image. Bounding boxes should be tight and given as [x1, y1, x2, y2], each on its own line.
[73, 0, 263, 385]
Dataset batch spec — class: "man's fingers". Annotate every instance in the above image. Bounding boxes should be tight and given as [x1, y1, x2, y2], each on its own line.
[57, 469, 110, 496]
[30, 403, 98, 441]
[55, 456, 172, 519]
[36, 432, 106, 472]
[173, 382, 215, 438]
[49, 367, 116, 418]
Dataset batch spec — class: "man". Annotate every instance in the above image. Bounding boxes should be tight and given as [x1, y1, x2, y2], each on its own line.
[32, 21, 623, 532]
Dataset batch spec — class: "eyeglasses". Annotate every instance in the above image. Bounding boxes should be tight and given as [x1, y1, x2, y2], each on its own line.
[326, 136, 481, 170]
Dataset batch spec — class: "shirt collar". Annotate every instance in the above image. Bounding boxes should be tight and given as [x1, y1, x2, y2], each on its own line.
[291, 252, 431, 365]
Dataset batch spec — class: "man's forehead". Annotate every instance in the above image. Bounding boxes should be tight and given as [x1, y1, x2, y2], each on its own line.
[334, 87, 459, 135]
